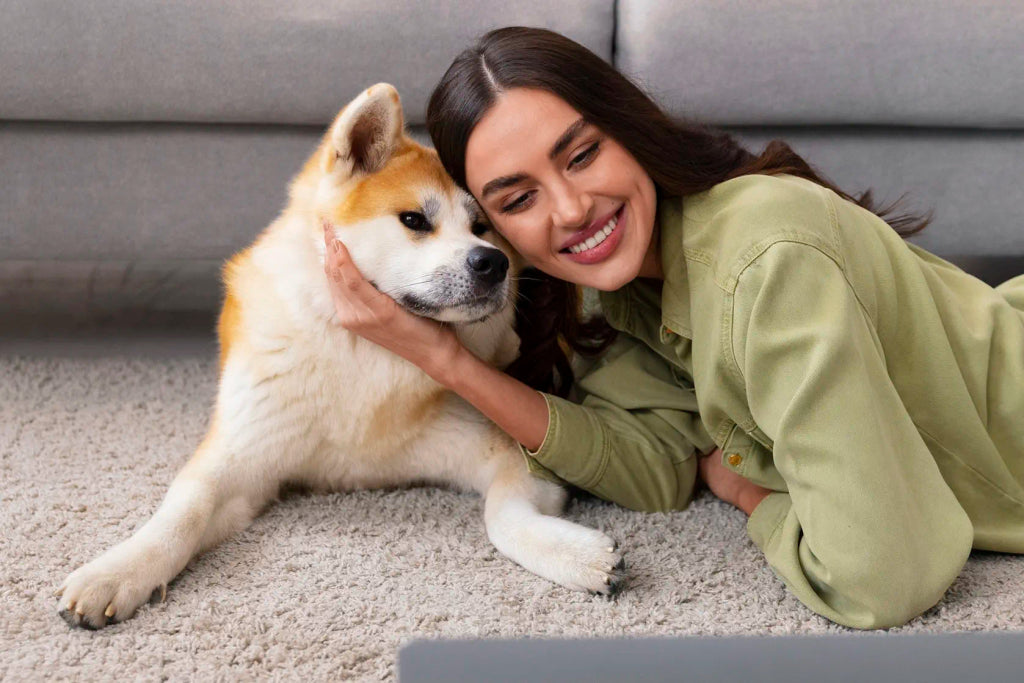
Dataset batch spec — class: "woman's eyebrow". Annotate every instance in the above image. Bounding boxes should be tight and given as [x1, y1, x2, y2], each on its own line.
[548, 117, 587, 160]
[481, 174, 527, 199]
[480, 117, 588, 200]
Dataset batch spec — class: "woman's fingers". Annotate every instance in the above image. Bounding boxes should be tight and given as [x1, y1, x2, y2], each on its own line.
[322, 222, 400, 327]
[323, 223, 361, 287]
[323, 223, 369, 296]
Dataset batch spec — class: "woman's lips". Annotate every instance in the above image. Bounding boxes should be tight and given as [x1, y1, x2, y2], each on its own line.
[559, 205, 623, 252]
[562, 204, 625, 265]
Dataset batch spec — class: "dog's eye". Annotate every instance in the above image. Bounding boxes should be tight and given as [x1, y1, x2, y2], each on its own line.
[471, 222, 490, 237]
[399, 212, 431, 232]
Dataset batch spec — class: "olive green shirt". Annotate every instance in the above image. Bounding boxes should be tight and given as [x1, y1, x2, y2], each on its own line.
[521, 173, 1024, 630]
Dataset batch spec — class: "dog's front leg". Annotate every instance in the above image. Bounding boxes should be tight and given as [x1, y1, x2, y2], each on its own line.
[401, 396, 626, 594]
[54, 423, 276, 629]
[483, 458, 625, 595]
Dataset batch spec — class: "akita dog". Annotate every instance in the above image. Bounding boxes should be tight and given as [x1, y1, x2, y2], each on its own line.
[55, 84, 624, 629]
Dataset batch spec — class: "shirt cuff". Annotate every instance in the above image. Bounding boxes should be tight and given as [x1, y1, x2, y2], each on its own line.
[746, 491, 790, 552]
[518, 391, 607, 488]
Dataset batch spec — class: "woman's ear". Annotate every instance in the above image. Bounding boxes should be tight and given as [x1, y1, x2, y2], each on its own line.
[323, 83, 405, 179]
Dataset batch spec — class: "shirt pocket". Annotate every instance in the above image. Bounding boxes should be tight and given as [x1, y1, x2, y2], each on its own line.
[720, 421, 788, 492]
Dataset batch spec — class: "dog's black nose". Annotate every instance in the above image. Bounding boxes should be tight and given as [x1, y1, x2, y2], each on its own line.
[467, 247, 509, 286]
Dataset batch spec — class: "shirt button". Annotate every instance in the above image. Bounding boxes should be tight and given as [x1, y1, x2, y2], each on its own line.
[727, 453, 743, 467]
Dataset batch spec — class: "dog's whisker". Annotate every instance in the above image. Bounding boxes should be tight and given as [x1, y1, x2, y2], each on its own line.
[512, 274, 546, 284]
[515, 291, 535, 305]
[388, 276, 436, 290]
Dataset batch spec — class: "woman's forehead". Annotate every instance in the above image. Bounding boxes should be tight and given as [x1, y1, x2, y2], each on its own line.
[465, 88, 584, 193]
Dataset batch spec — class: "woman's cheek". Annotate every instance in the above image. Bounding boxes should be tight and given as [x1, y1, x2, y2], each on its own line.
[500, 220, 537, 257]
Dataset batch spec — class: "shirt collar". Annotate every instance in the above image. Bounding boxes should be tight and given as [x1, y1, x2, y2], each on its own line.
[597, 195, 691, 340]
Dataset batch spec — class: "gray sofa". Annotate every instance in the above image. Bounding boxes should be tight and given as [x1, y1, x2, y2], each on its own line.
[2, 0, 1023, 321]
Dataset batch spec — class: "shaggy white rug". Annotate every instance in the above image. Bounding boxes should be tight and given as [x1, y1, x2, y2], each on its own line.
[3, 325, 1024, 681]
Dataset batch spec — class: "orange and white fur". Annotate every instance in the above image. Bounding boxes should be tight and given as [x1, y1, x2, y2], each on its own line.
[55, 84, 623, 629]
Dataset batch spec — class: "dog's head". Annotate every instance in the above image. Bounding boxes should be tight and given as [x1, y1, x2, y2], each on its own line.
[305, 83, 519, 324]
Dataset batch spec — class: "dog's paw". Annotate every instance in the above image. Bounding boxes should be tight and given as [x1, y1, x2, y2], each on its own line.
[547, 524, 625, 596]
[491, 515, 625, 596]
[54, 546, 167, 630]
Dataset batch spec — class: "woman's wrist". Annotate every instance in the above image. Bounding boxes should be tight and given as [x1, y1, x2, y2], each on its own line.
[424, 339, 475, 389]
[422, 341, 549, 452]
[737, 486, 772, 517]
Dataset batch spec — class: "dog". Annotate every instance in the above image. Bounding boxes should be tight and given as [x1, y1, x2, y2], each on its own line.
[55, 84, 624, 629]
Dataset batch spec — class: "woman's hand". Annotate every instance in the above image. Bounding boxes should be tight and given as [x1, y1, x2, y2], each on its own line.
[697, 447, 772, 516]
[321, 222, 464, 383]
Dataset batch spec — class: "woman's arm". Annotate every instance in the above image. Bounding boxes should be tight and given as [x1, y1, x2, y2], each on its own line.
[441, 348, 549, 452]
[521, 333, 718, 510]
[698, 451, 771, 515]
[323, 228, 715, 511]
[732, 241, 974, 629]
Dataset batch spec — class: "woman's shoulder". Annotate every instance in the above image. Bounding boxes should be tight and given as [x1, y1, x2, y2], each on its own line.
[669, 173, 843, 285]
[682, 173, 834, 233]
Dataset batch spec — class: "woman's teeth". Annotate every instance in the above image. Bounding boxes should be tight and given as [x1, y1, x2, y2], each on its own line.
[568, 209, 620, 254]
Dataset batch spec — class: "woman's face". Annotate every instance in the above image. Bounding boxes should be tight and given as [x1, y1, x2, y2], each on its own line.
[464, 88, 659, 291]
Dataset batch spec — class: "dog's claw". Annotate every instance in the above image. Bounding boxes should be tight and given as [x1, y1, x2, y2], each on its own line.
[104, 604, 116, 618]
[159, 583, 167, 603]
[59, 606, 98, 630]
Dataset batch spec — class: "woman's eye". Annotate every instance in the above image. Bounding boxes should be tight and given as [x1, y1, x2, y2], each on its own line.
[569, 141, 600, 168]
[500, 192, 533, 214]
[398, 211, 431, 232]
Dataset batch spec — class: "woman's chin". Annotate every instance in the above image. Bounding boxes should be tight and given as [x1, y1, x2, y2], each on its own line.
[531, 252, 640, 291]
[576, 262, 639, 292]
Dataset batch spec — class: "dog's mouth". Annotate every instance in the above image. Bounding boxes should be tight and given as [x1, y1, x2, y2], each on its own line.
[398, 291, 505, 323]
[399, 294, 443, 317]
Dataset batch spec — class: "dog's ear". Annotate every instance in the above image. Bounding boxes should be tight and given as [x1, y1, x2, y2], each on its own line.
[324, 83, 405, 178]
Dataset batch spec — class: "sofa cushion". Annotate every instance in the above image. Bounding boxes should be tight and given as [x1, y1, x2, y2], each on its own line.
[2, 0, 614, 125]
[2, 120, 1021, 317]
[8, 120, 1021, 264]
[616, 0, 1024, 127]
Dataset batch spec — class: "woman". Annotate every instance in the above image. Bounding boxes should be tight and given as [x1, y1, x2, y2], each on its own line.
[321, 27, 1024, 630]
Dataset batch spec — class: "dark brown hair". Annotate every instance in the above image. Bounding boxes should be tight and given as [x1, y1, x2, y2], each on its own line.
[426, 26, 932, 397]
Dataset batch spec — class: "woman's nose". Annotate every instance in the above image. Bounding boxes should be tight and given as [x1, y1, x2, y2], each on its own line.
[550, 181, 592, 230]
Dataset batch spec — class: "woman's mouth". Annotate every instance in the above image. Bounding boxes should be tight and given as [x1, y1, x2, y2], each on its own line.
[560, 204, 625, 265]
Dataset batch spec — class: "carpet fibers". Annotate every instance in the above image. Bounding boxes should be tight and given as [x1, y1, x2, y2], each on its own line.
[3, 331, 1024, 681]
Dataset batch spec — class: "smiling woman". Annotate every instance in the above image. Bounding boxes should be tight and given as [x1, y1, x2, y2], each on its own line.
[425, 26, 931, 399]
[320, 26, 1024, 631]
